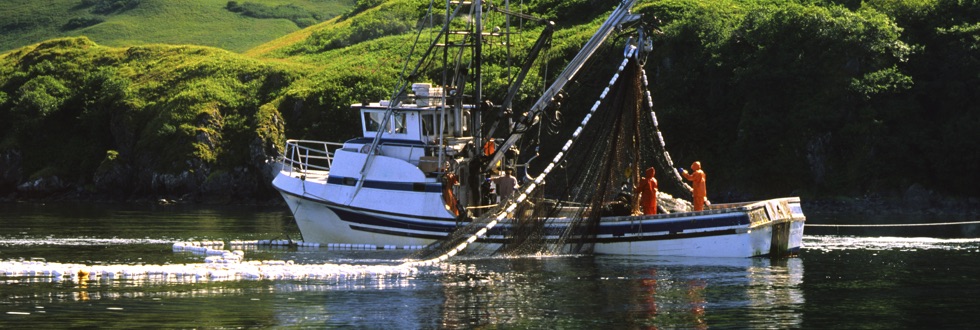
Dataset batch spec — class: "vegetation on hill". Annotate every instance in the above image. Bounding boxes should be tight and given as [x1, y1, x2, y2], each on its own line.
[225, 1, 328, 28]
[0, 0, 977, 205]
[640, 0, 979, 200]
[0, 37, 303, 201]
[0, 0, 355, 53]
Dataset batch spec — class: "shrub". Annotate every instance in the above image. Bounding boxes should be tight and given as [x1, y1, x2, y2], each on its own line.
[82, 0, 143, 15]
[16, 75, 70, 118]
[345, 0, 385, 18]
[62, 17, 105, 31]
[225, 1, 322, 28]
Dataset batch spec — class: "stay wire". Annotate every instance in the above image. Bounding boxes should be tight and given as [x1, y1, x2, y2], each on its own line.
[807, 220, 980, 227]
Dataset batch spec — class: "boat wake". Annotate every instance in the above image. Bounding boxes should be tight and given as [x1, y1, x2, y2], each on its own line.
[0, 237, 174, 246]
[1, 240, 423, 285]
[803, 235, 980, 252]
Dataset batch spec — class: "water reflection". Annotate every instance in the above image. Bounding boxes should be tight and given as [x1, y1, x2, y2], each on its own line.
[424, 254, 807, 329]
[434, 257, 587, 328]
[596, 256, 805, 328]
[746, 258, 805, 326]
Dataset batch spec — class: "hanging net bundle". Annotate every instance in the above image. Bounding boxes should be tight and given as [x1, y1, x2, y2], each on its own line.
[411, 53, 695, 262]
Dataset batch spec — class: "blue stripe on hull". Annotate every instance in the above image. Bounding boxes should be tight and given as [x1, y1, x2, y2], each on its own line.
[350, 223, 741, 244]
[331, 206, 457, 234]
[284, 190, 754, 243]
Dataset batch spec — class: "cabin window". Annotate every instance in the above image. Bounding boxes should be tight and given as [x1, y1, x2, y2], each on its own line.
[422, 114, 436, 137]
[364, 111, 407, 134]
[364, 112, 384, 133]
[459, 110, 470, 135]
[421, 113, 454, 136]
[391, 112, 406, 134]
[421, 110, 473, 138]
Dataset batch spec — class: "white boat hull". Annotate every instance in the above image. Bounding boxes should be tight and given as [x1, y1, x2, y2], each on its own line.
[275, 169, 805, 257]
[280, 191, 445, 247]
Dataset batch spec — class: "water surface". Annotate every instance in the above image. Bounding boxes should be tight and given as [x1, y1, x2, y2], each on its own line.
[1, 202, 978, 328]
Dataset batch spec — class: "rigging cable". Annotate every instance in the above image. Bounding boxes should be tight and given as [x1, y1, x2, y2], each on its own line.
[407, 45, 641, 264]
[807, 220, 980, 227]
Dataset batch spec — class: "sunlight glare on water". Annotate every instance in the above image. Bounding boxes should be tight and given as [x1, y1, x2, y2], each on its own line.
[1, 240, 421, 285]
[804, 235, 980, 252]
[0, 238, 175, 246]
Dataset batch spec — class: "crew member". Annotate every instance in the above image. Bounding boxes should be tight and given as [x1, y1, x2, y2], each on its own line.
[442, 163, 459, 216]
[635, 167, 658, 215]
[492, 168, 519, 204]
[681, 161, 707, 211]
[483, 139, 496, 156]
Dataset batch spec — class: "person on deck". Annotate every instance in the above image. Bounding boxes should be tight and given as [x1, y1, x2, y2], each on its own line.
[483, 139, 496, 157]
[484, 139, 502, 170]
[682, 161, 708, 211]
[442, 163, 459, 216]
[635, 167, 658, 215]
[492, 168, 519, 205]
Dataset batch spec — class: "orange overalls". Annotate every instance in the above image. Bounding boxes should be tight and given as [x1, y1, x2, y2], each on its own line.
[682, 161, 707, 211]
[443, 171, 459, 216]
[636, 167, 658, 215]
[483, 140, 496, 156]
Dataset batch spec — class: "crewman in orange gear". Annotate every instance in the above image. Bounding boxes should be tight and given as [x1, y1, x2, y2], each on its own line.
[483, 139, 496, 156]
[681, 161, 707, 211]
[635, 167, 658, 215]
[442, 162, 459, 216]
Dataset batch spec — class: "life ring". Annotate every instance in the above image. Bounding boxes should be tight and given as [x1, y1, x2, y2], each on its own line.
[359, 144, 381, 155]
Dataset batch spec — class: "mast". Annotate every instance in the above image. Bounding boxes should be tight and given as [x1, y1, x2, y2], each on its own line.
[474, 0, 483, 150]
[484, 0, 642, 172]
[472, 0, 485, 207]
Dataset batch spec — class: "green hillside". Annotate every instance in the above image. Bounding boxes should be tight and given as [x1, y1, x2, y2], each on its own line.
[0, 0, 978, 205]
[0, 0, 355, 53]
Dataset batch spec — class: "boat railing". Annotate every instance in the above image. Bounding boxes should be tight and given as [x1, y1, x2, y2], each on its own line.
[565, 197, 804, 223]
[374, 141, 429, 159]
[282, 139, 345, 175]
[371, 141, 459, 174]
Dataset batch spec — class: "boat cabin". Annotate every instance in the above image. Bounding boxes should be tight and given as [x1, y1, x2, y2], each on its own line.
[349, 83, 473, 174]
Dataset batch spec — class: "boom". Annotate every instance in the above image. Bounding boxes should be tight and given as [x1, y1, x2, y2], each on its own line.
[484, 0, 642, 171]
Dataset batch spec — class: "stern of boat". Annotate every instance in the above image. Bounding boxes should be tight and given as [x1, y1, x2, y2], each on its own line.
[747, 197, 805, 257]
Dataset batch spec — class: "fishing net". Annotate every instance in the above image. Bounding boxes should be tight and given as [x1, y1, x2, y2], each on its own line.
[413, 56, 695, 260]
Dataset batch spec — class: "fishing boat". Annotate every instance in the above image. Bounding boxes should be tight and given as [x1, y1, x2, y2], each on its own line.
[272, 0, 805, 258]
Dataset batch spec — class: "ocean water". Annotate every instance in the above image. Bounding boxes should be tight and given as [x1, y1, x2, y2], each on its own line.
[1, 202, 978, 328]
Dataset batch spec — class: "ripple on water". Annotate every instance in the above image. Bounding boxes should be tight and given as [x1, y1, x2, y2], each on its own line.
[803, 235, 980, 252]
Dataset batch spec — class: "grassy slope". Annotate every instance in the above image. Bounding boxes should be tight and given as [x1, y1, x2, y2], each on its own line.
[2, 0, 977, 200]
[0, 36, 311, 199]
[242, 0, 614, 140]
[247, 0, 613, 104]
[242, 14, 328, 58]
[0, 0, 354, 53]
[0, 1, 419, 198]
[246, 0, 420, 61]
